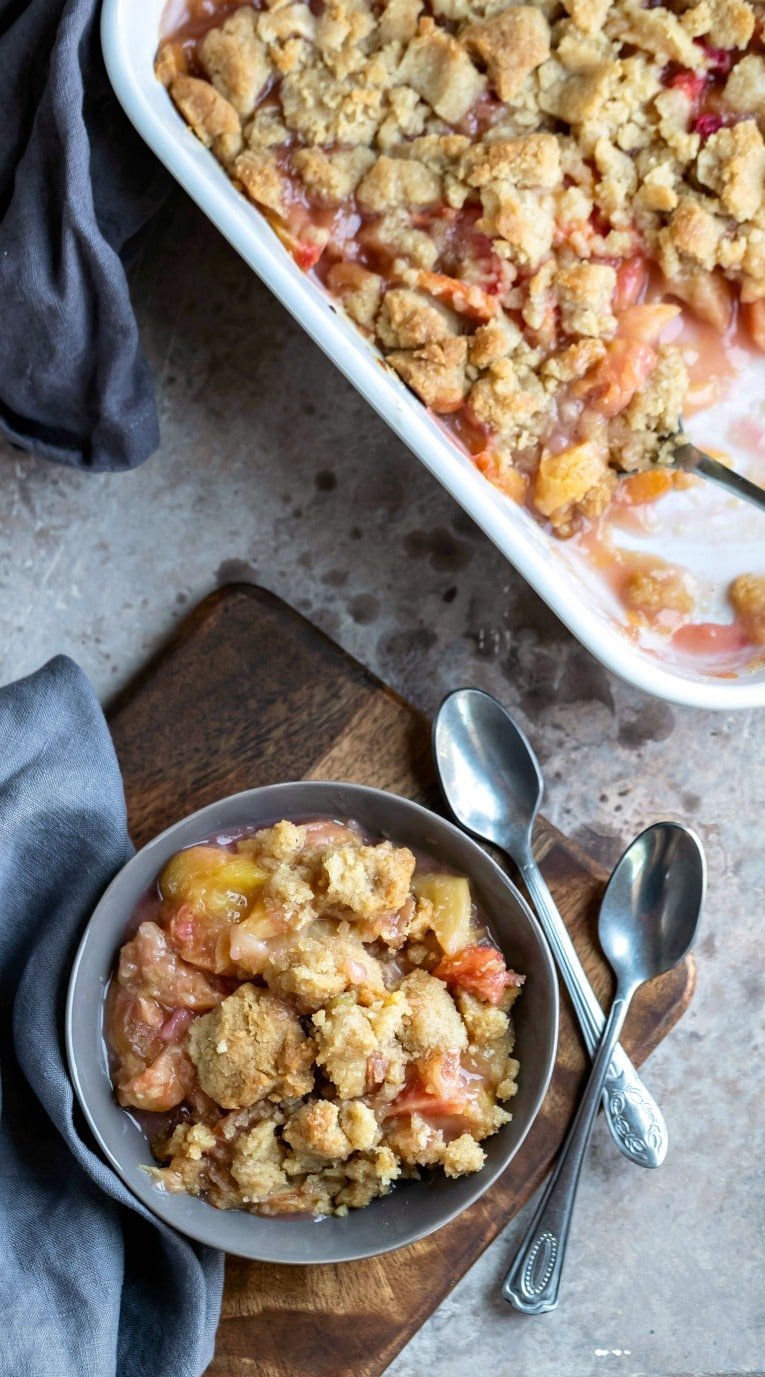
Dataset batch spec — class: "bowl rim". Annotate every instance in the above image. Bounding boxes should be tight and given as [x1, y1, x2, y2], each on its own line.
[66, 780, 559, 1262]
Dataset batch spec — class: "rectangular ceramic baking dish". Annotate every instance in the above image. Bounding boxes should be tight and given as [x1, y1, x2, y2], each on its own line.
[101, 0, 765, 710]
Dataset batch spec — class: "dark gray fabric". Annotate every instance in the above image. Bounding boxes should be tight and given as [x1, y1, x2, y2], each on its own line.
[0, 657, 224, 1377]
[0, 0, 168, 471]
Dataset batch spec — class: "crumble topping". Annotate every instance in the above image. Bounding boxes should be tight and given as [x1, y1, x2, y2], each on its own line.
[730, 572, 765, 641]
[462, 8, 551, 103]
[625, 565, 696, 616]
[158, 0, 765, 539]
[107, 819, 525, 1216]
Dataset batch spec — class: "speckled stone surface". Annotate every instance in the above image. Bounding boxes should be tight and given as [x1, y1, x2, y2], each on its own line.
[1, 192, 763, 1377]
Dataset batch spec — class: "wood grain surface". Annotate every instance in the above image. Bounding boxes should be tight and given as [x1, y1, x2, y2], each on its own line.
[107, 583, 695, 1377]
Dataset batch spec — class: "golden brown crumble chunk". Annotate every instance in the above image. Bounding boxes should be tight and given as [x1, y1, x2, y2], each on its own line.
[397, 21, 486, 123]
[233, 150, 285, 215]
[231, 1121, 290, 1200]
[367, 211, 439, 270]
[292, 147, 376, 206]
[261, 920, 386, 1011]
[376, 288, 457, 349]
[313, 990, 409, 1098]
[469, 317, 521, 370]
[323, 841, 416, 918]
[356, 155, 442, 211]
[334, 1147, 402, 1209]
[682, 0, 755, 49]
[624, 567, 696, 620]
[556, 263, 617, 339]
[533, 442, 615, 533]
[188, 984, 315, 1108]
[149, 1123, 217, 1194]
[283, 1099, 354, 1160]
[280, 63, 386, 146]
[696, 121, 765, 224]
[380, 0, 423, 43]
[341, 1100, 382, 1151]
[456, 990, 510, 1046]
[463, 134, 561, 192]
[199, 8, 272, 118]
[443, 1134, 486, 1177]
[730, 574, 765, 643]
[468, 359, 550, 446]
[462, 7, 550, 103]
[327, 264, 385, 328]
[385, 1112, 447, 1166]
[615, 3, 703, 69]
[725, 55, 765, 119]
[399, 970, 469, 1054]
[388, 336, 470, 411]
[169, 75, 241, 153]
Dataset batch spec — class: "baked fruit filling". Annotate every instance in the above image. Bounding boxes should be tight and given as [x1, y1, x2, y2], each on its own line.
[157, 0, 765, 541]
[106, 818, 525, 1216]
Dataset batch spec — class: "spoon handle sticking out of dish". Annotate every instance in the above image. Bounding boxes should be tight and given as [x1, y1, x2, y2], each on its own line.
[619, 417, 765, 510]
[503, 822, 705, 1315]
[434, 689, 668, 1170]
[662, 434, 765, 513]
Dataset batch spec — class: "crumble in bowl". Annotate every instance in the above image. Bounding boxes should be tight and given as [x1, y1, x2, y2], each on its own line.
[106, 817, 525, 1216]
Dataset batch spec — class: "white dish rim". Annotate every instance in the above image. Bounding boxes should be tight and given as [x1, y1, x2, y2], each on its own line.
[101, 0, 765, 712]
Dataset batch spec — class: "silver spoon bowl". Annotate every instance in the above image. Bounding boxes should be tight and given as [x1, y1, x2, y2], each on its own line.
[504, 821, 706, 1313]
[435, 688, 668, 1169]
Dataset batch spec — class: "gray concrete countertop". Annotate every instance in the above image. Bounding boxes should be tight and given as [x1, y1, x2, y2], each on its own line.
[1, 193, 762, 1377]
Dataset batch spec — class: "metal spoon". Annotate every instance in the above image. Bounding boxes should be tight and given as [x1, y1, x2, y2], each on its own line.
[434, 687, 668, 1169]
[640, 430, 765, 513]
[504, 821, 705, 1314]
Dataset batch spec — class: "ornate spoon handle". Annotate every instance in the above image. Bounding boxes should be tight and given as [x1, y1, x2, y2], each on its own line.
[521, 861, 667, 1169]
[503, 994, 631, 1313]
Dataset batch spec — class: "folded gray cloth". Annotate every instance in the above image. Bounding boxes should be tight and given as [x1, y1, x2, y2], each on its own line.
[0, 0, 168, 470]
[0, 658, 224, 1377]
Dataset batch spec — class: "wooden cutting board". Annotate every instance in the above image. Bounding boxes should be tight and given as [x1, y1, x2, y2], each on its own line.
[107, 583, 695, 1377]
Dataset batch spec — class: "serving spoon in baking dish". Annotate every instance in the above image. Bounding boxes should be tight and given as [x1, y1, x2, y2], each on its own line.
[504, 821, 705, 1313]
[643, 429, 765, 512]
[434, 687, 668, 1170]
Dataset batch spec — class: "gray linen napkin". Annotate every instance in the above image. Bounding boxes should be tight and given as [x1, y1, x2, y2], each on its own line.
[0, 0, 168, 470]
[0, 657, 224, 1377]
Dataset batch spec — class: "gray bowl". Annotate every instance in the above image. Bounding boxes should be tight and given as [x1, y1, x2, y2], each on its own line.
[66, 781, 559, 1263]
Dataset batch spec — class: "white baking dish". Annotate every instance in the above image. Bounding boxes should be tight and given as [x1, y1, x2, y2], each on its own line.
[101, 0, 765, 710]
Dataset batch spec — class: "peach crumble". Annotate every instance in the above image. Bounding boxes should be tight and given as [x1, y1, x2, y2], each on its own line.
[106, 818, 524, 1216]
[730, 571, 765, 641]
[157, 0, 765, 546]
